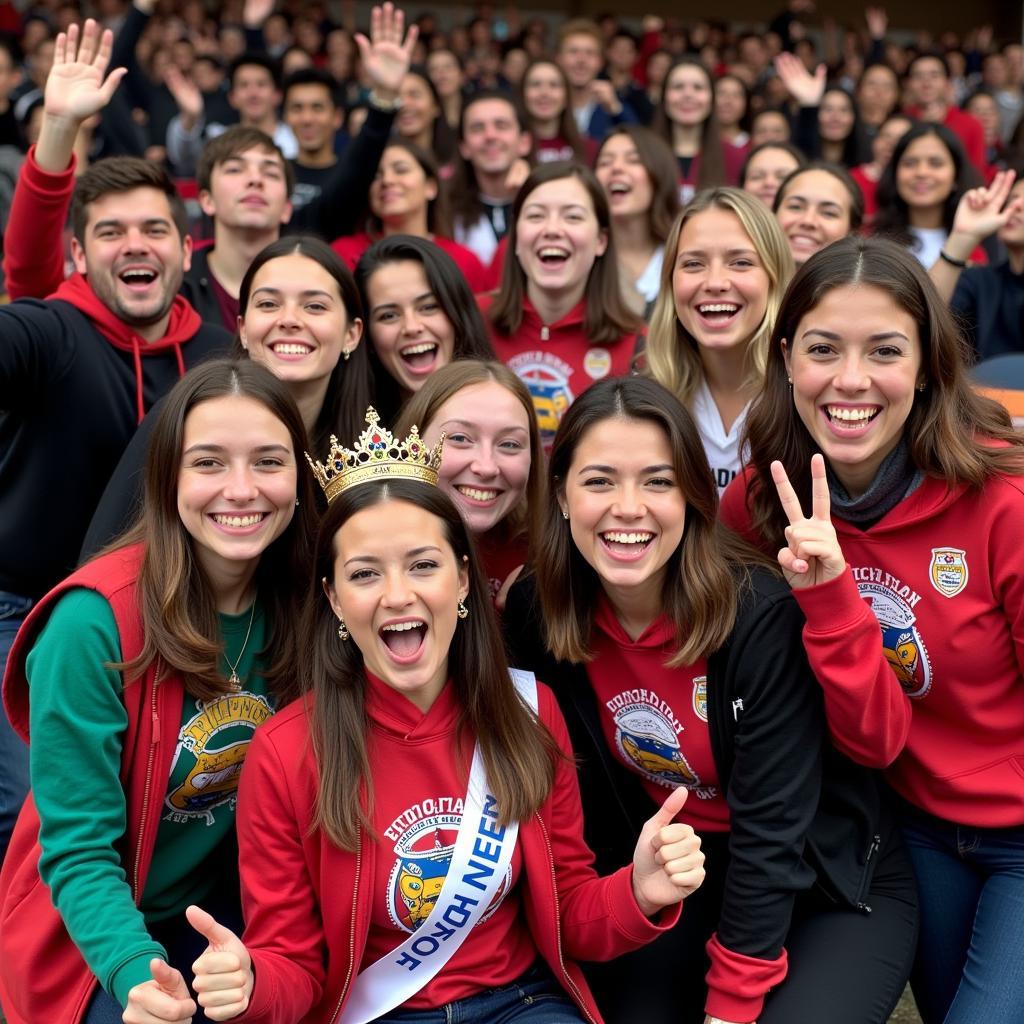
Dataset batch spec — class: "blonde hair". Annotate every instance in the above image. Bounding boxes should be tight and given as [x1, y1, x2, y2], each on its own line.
[644, 187, 794, 407]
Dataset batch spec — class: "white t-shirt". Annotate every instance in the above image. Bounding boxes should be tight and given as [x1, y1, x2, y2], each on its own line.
[910, 227, 947, 270]
[690, 377, 749, 494]
[635, 246, 665, 306]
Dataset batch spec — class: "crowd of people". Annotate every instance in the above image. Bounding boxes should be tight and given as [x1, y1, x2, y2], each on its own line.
[1, 2, 1024, 1024]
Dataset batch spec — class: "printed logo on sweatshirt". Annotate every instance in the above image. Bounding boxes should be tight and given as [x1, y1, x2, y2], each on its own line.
[505, 351, 574, 449]
[583, 347, 612, 380]
[604, 688, 701, 790]
[929, 548, 968, 599]
[165, 692, 274, 825]
[383, 797, 512, 933]
[692, 676, 708, 722]
[853, 568, 932, 699]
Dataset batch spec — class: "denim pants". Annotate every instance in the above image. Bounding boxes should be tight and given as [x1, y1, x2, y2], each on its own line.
[0, 590, 31, 866]
[374, 963, 585, 1024]
[902, 807, 1024, 1024]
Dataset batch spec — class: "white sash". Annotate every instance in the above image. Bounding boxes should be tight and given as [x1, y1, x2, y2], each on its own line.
[338, 670, 539, 1024]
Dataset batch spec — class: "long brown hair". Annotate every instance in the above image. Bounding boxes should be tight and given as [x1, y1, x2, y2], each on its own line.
[518, 58, 587, 162]
[115, 359, 317, 702]
[596, 124, 681, 244]
[366, 140, 453, 238]
[654, 57, 725, 190]
[743, 235, 1024, 547]
[488, 161, 642, 345]
[395, 360, 543, 549]
[644, 187, 793, 407]
[536, 376, 765, 668]
[306, 479, 559, 850]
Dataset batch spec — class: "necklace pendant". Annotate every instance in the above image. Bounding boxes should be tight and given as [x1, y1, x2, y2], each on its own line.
[229, 670, 241, 688]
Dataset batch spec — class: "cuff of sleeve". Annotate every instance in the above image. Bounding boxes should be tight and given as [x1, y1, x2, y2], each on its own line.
[108, 945, 169, 1008]
[704, 932, 788, 1022]
[606, 865, 682, 940]
[25, 144, 77, 197]
[792, 565, 868, 632]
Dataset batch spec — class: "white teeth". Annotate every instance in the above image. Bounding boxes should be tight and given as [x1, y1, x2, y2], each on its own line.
[381, 620, 426, 632]
[272, 343, 313, 355]
[212, 513, 264, 527]
[456, 486, 498, 501]
[602, 531, 654, 544]
[538, 247, 569, 259]
[121, 269, 156, 281]
[827, 406, 878, 422]
[401, 342, 438, 355]
[609, 182, 630, 193]
[698, 303, 739, 314]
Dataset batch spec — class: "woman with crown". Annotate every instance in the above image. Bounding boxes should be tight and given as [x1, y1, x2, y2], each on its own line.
[502, 375, 917, 1024]
[0, 359, 316, 1024]
[185, 406, 705, 1024]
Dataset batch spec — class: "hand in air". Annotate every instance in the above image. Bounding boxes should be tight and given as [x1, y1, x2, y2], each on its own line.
[773, 51, 826, 107]
[45, 19, 127, 125]
[631, 786, 705, 916]
[356, 3, 419, 96]
[771, 454, 846, 589]
[950, 169, 1022, 246]
[122, 959, 196, 1024]
[188, 905, 253, 1021]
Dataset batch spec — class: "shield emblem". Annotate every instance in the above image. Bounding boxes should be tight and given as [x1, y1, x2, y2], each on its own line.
[692, 676, 708, 722]
[929, 548, 968, 598]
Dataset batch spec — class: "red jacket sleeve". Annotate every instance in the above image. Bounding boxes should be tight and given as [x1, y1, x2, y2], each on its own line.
[235, 725, 327, 1024]
[793, 570, 912, 768]
[537, 686, 681, 963]
[705, 932, 788, 1022]
[4, 145, 75, 300]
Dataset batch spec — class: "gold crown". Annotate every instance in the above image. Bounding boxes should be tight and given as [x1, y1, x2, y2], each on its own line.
[306, 407, 445, 503]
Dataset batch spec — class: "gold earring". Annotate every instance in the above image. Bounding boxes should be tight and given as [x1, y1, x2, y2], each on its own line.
[342, 347, 351, 361]
[337, 619, 349, 641]
[457, 600, 469, 620]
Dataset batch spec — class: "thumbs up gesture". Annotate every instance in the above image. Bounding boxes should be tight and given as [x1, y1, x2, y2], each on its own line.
[631, 786, 705, 916]
[123, 959, 196, 1024]
[187, 905, 254, 1021]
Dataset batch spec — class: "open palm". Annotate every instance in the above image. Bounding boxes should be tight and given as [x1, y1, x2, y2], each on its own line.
[45, 19, 125, 123]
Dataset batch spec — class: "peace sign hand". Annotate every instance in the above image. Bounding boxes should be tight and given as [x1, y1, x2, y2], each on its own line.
[771, 455, 846, 589]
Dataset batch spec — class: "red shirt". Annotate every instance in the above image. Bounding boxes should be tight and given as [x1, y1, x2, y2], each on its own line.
[479, 293, 638, 452]
[331, 232, 488, 293]
[361, 672, 535, 1006]
[475, 526, 528, 603]
[587, 596, 730, 834]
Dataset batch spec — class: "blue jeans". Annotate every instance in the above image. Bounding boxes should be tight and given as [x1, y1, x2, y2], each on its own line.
[0, 591, 31, 867]
[902, 807, 1024, 1024]
[374, 964, 585, 1023]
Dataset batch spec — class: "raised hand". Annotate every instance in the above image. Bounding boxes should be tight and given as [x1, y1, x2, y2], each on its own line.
[949, 169, 1021, 247]
[243, 0, 276, 29]
[356, 3, 419, 98]
[631, 786, 705, 916]
[774, 51, 826, 107]
[45, 19, 127, 125]
[165, 64, 204, 124]
[865, 6, 888, 39]
[123, 959, 196, 1024]
[188, 905, 253, 1021]
[589, 78, 623, 115]
[771, 455, 846, 589]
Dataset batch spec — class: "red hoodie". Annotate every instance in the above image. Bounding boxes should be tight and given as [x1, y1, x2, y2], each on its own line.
[721, 470, 1024, 827]
[479, 294, 637, 452]
[230, 684, 680, 1024]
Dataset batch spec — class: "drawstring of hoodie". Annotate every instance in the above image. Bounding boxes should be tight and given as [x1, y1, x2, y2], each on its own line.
[131, 335, 145, 425]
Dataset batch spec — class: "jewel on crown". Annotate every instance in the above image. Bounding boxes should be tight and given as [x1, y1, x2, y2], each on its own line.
[306, 406, 445, 503]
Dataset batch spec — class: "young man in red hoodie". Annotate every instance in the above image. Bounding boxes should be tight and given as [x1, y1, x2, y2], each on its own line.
[0, 20, 229, 867]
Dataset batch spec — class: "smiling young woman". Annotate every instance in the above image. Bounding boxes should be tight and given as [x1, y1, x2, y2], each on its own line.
[0, 360, 316, 1024]
[503, 375, 917, 1024]
[644, 187, 793, 493]
[483, 161, 642, 453]
[396, 360, 543, 605]
[722, 235, 1024, 1024]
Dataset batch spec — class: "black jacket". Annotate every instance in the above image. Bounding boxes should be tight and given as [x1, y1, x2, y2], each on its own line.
[503, 568, 895, 963]
[0, 299, 230, 599]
